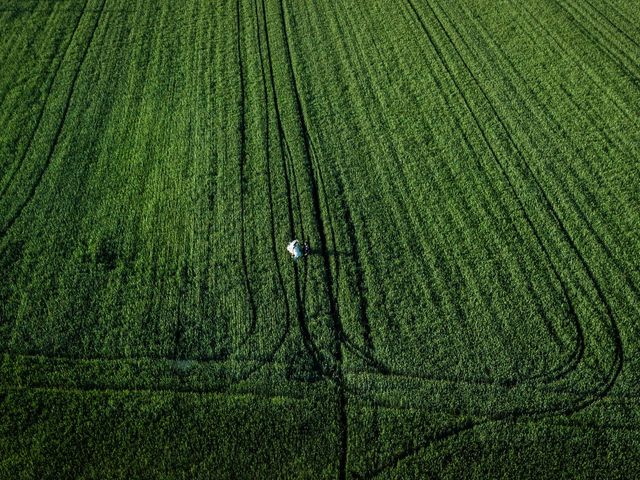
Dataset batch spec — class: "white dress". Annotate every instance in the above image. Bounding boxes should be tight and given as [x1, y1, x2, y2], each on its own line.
[287, 240, 302, 259]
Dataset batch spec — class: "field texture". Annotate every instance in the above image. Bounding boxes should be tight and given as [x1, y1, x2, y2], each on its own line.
[1, 0, 639, 477]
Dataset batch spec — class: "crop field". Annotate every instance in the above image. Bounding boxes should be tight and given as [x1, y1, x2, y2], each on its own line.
[1, 0, 639, 477]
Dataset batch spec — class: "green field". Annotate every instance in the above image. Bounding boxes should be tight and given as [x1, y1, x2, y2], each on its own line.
[1, 0, 639, 477]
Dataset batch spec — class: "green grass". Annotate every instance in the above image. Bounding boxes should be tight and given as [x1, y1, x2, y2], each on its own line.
[1, 0, 639, 477]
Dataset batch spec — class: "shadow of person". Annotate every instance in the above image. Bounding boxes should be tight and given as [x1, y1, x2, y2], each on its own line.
[304, 246, 353, 258]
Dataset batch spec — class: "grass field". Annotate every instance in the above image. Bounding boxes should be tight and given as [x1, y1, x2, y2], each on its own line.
[1, 0, 639, 477]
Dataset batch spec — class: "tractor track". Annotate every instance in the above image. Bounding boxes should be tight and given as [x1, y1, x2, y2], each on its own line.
[562, 0, 640, 70]
[168, 0, 297, 377]
[338, 0, 446, 359]
[1, 1, 295, 377]
[1, 2, 635, 477]
[418, 0, 623, 376]
[407, 0, 592, 384]
[349, 1, 625, 475]
[354, 419, 477, 479]
[0, 8, 134, 14]
[0, 349, 270, 364]
[278, 0, 349, 475]
[599, 0, 640, 41]
[242, 0, 293, 374]
[549, 0, 640, 81]
[0, 383, 308, 401]
[311, 133, 377, 363]
[343, 0, 531, 354]
[357, 363, 633, 480]
[357, 370, 626, 479]
[0, 1, 88, 203]
[332, 0, 583, 387]
[516, 1, 638, 124]
[232, 0, 258, 356]
[456, 0, 640, 303]
[0, 23, 76, 198]
[0, 0, 107, 241]
[331, 0, 474, 351]
[259, 0, 325, 377]
[581, 0, 640, 51]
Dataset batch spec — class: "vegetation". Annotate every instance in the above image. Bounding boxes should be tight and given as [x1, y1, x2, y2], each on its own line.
[1, 0, 639, 477]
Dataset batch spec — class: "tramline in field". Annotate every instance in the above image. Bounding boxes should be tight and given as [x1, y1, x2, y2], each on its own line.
[0, 0, 639, 477]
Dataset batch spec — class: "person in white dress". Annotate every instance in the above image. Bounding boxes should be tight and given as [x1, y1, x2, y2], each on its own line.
[287, 240, 303, 260]
[287, 239, 310, 261]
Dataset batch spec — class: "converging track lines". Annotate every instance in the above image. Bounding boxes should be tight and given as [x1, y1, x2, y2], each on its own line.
[1, 1, 638, 477]
[278, 0, 349, 475]
[0, 0, 107, 240]
[350, 1, 627, 476]
[0, 3, 87, 201]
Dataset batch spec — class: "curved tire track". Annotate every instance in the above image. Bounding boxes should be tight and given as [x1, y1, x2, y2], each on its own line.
[0, 2, 88, 201]
[259, 0, 325, 377]
[352, 1, 625, 476]
[0, 0, 107, 241]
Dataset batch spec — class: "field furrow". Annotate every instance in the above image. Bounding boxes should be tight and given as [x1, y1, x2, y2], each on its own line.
[1, 0, 639, 477]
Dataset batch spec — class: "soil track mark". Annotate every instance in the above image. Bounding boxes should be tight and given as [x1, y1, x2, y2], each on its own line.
[351, 1, 626, 476]
[329, 0, 583, 387]
[582, 0, 640, 50]
[354, 419, 477, 479]
[278, 0, 349, 475]
[235, 0, 258, 352]
[0, 0, 107, 240]
[454, 0, 640, 307]
[244, 0, 293, 371]
[0, 1, 88, 201]
[312, 138, 376, 362]
[549, 0, 640, 80]
[516, 1, 638, 124]
[417, 0, 623, 386]
[406, 0, 593, 382]
[2, 383, 307, 401]
[259, 0, 324, 376]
